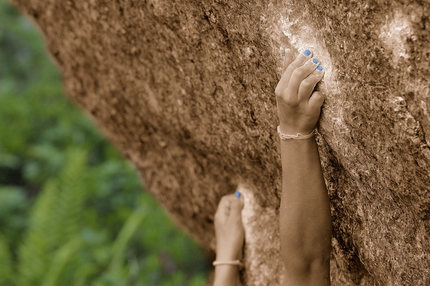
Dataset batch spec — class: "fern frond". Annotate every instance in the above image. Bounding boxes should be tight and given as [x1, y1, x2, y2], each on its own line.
[70, 262, 98, 286]
[17, 179, 59, 286]
[17, 148, 90, 286]
[41, 237, 82, 286]
[108, 205, 147, 278]
[51, 148, 89, 244]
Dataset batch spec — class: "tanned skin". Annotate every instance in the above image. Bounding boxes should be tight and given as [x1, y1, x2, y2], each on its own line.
[213, 49, 331, 286]
[213, 193, 244, 286]
[276, 50, 331, 286]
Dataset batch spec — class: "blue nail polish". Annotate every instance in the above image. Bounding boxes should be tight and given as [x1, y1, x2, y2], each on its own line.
[235, 191, 241, 198]
[283, 49, 286, 57]
[303, 49, 311, 56]
[312, 58, 319, 64]
[317, 65, 323, 71]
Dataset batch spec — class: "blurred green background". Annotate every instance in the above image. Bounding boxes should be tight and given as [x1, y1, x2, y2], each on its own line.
[0, 1, 210, 285]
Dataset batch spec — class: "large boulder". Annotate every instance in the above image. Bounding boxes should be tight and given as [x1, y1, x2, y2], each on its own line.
[11, 0, 430, 284]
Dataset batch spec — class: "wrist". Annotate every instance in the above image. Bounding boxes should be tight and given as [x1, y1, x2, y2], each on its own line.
[213, 265, 240, 286]
[278, 124, 314, 135]
[277, 126, 315, 141]
[216, 250, 241, 261]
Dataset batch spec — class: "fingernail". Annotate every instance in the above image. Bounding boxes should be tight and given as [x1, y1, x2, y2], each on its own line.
[303, 49, 311, 56]
[283, 49, 286, 57]
[312, 58, 319, 64]
[317, 65, 323, 71]
[235, 191, 241, 198]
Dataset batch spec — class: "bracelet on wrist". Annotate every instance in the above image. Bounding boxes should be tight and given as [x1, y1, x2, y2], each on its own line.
[213, 260, 244, 268]
[277, 126, 315, 140]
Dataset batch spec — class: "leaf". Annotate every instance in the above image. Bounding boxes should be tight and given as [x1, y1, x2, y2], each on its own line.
[17, 179, 58, 286]
[50, 148, 89, 244]
[108, 206, 147, 277]
[17, 148, 90, 286]
[41, 237, 82, 286]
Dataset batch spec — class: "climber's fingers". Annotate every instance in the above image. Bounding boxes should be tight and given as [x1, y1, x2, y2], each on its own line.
[286, 57, 320, 100]
[228, 192, 244, 219]
[298, 67, 324, 101]
[276, 49, 312, 97]
[215, 195, 232, 221]
[214, 192, 244, 223]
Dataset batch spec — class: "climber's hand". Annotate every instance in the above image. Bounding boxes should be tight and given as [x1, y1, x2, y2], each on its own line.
[214, 192, 245, 261]
[275, 49, 325, 135]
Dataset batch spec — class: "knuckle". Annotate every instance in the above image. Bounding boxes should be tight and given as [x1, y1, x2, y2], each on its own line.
[275, 91, 286, 101]
[312, 72, 324, 84]
[315, 92, 325, 102]
[301, 77, 316, 90]
[313, 91, 323, 98]
[311, 92, 325, 106]
[275, 86, 283, 97]
[291, 68, 305, 80]
[288, 62, 301, 71]
[277, 91, 298, 107]
[283, 95, 300, 107]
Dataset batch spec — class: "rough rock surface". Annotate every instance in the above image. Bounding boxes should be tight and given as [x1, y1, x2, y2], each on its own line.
[11, 0, 430, 284]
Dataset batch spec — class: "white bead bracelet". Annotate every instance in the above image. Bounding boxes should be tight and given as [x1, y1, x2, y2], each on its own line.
[212, 260, 244, 268]
[277, 126, 315, 140]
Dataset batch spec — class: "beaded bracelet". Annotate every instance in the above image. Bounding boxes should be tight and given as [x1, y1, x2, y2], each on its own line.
[212, 260, 244, 268]
[277, 126, 315, 140]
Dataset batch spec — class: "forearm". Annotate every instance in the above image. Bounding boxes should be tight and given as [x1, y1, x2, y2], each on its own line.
[213, 192, 244, 286]
[275, 49, 330, 284]
[213, 266, 241, 286]
[279, 136, 331, 269]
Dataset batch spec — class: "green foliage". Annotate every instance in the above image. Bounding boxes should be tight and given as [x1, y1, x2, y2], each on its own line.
[0, 234, 12, 285]
[17, 149, 88, 286]
[0, 186, 29, 252]
[7, 149, 208, 285]
[0, 1, 209, 285]
[9, 150, 142, 285]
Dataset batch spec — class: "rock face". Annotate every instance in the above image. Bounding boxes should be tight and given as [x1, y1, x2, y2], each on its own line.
[11, 0, 430, 284]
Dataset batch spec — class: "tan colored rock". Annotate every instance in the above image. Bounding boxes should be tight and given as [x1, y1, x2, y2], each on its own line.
[11, 0, 430, 284]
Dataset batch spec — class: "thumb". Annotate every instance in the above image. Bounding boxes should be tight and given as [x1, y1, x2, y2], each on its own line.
[309, 90, 325, 111]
